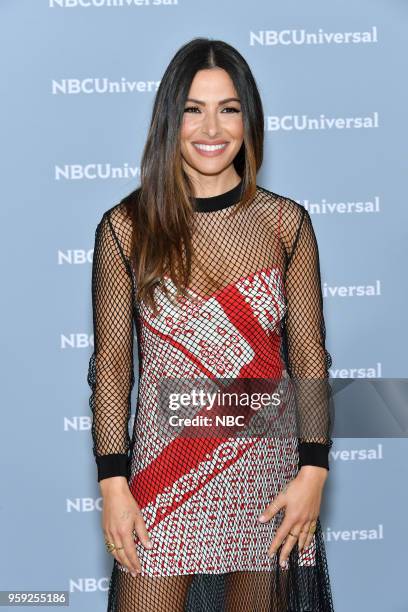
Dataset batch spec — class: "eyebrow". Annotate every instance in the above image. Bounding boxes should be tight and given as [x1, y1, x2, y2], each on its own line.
[185, 97, 241, 105]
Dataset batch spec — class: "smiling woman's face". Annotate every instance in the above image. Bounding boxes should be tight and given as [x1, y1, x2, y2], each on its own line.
[180, 67, 244, 180]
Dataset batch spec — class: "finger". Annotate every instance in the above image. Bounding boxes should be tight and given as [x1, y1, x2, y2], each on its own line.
[120, 529, 143, 576]
[303, 519, 317, 551]
[104, 530, 124, 568]
[110, 530, 140, 576]
[267, 516, 295, 557]
[279, 525, 302, 567]
[297, 521, 311, 552]
[133, 510, 153, 550]
[115, 546, 141, 577]
[107, 531, 139, 576]
[259, 494, 285, 523]
[118, 512, 153, 577]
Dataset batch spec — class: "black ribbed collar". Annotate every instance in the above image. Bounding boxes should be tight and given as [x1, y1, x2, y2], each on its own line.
[193, 179, 244, 213]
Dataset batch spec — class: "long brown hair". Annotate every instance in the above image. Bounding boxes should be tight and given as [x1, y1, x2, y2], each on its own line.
[124, 37, 264, 315]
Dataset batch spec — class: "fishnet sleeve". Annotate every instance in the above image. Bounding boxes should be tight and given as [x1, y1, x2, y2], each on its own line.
[283, 207, 333, 470]
[87, 210, 135, 482]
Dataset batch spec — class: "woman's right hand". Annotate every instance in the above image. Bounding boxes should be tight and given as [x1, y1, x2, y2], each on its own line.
[100, 477, 153, 577]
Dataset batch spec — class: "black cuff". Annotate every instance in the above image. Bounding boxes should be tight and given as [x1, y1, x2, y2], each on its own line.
[96, 453, 129, 482]
[298, 441, 330, 470]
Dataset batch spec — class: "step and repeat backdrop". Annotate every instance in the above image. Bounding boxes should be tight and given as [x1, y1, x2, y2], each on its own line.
[1, 1, 407, 610]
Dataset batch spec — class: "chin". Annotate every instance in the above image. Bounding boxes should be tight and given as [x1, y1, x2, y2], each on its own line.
[193, 165, 230, 177]
[189, 154, 237, 174]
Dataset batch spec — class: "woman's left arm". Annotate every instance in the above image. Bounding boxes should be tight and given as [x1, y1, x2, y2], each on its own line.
[259, 206, 333, 567]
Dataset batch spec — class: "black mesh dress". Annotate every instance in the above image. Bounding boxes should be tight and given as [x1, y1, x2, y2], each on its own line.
[87, 179, 335, 611]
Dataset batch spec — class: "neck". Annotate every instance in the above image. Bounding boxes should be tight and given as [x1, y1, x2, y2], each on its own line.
[193, 177, 244, 213]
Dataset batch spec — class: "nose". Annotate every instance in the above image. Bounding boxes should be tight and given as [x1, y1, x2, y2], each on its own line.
[201, 109, 221, 137]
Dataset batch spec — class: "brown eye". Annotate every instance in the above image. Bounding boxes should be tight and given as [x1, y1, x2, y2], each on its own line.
[184, 106, 200, 113]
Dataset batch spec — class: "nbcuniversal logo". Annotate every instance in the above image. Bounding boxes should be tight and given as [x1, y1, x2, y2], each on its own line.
[49, 0, 178, 8]
[264, 112, 379, 131]
[51, 78, 160, 95]
[250, 26, 378, 46]
[54, 163, 140, 180]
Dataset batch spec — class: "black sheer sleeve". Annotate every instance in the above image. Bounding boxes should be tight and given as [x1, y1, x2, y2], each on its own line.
[282, 206, 333, 470]
[87, 210, 135, 482]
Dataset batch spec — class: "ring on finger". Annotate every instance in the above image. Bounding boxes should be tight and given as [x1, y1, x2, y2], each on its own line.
[104, 539, 115, 553]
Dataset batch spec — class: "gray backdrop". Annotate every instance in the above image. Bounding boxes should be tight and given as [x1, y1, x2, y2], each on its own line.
[1, 1, 407, 610]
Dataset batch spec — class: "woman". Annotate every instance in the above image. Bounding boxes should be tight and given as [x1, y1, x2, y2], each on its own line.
[88, 37, 335, 611]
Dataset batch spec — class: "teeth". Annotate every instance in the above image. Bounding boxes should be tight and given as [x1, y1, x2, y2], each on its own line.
[194, 143, 227, 151]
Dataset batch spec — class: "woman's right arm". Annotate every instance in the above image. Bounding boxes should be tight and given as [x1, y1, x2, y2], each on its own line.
[87, 210, 151, 576]
[87, 210, 134, 482]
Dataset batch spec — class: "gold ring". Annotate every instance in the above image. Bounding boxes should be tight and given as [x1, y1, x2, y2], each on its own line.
[105, 539, 124, 553]
[105, 541, 116, 553]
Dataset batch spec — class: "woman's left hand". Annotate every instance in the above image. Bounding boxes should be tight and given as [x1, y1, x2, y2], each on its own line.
[258, 465, 328, 568]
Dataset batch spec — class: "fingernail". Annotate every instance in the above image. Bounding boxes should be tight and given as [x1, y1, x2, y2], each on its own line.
[131, 572, 137, 577]
[259, 515, 266, 522]
[146, 539, 153, 549]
